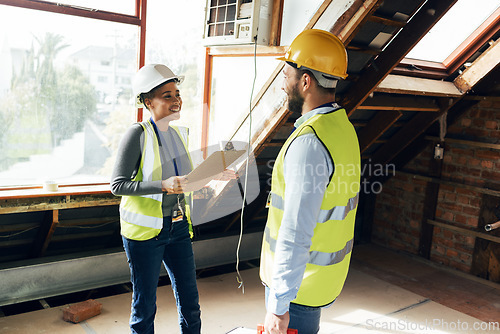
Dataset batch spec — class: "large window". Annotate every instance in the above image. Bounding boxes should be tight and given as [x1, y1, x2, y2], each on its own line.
[144, 0, 207, 154]
[0, 3, 138, 187]
[0, 0, 208, 188]
[406, 0, 499, 63]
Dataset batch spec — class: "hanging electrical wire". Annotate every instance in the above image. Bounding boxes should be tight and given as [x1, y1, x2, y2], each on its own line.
[235, 36, 258, 294]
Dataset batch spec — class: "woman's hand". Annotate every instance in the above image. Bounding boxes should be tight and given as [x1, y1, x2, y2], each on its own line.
[162, 176, 188, 194]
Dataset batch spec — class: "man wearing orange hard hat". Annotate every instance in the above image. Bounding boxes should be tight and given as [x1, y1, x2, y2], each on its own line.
[260, 29, 361, 334]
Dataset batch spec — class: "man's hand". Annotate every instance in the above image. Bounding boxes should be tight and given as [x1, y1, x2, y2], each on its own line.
[264, 311, 290, 334]
[162, 176, 187, 194]
[216, 169, 238, 181]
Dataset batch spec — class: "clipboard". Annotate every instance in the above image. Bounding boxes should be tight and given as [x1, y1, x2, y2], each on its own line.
[185, 149, 246, 192]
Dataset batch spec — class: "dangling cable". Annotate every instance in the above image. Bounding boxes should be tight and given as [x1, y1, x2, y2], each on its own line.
[236, 36, 258, 294]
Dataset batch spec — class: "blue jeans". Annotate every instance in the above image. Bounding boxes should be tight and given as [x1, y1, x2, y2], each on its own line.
[265, 287, 321, 334]
[122, 218, 201, 334]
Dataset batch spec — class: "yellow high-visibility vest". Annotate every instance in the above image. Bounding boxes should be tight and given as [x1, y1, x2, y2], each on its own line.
[260, 108, 360, 307]
[120, 119, 193, 241]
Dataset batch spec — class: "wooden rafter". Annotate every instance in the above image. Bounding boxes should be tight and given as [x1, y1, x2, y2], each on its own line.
[390, 64, 500, 173]
[330, 0, 384, 45]
[370, 97, 456, 167]
[357, 110, 403, 154]
[30, 210, 59, 258]
[341, 0, 458, 115]
[359, 94, 441, 112]
[376, 74, 463, 97]
[368, 14, 406, 28]
[454, 38, 500, 93]
[347, 43, 381, 56]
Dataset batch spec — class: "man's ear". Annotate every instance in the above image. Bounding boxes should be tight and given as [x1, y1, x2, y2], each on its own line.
[301, 72, 312, 92]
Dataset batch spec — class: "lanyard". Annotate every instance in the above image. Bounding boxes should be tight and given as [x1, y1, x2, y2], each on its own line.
[149, 118, 181, 176]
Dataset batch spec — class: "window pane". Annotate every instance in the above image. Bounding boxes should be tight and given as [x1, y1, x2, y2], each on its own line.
[0, 5, 138, 187]
[215, 23, 225, 36]
[217, 6, 227, 23]
[227, 4, 237, 22]
[144, 0, 206, 157]
[209, 8, 217, 23]
[225, 22, 235, 36]
[406, 0, 499, 62]
[46, 0, 136, 16]
[209, 57, 280, 146]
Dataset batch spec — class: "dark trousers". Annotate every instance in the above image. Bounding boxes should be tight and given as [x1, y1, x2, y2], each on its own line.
[122, 218, 201, 334]
[265, 286, 322, 334]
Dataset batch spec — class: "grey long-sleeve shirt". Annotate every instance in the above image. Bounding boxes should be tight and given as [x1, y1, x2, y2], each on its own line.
[110, 122, 192, 217]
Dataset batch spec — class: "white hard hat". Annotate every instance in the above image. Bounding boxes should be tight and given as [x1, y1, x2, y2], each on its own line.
[132, 64, 184, 107]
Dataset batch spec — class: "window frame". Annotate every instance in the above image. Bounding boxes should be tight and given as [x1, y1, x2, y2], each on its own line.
[0, 0, 283, 194]
[0, 0, 147, 195]
[394, 6, 500, 79]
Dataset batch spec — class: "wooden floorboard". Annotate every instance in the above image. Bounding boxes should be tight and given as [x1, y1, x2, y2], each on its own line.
[351, 243, 500, 324]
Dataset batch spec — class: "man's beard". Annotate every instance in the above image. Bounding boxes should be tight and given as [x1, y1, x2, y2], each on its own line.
[287, 83, 304, 114]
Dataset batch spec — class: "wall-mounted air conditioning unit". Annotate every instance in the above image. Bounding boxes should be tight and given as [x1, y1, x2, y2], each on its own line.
[203, 0, 271, 46]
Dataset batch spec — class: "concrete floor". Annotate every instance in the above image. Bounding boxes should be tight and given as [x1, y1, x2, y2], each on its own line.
[1, 244, 499, 334]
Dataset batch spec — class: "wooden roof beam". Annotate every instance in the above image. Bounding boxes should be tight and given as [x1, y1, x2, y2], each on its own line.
[341, 0, 458, 115]
[347, 43, 381, 56]
[30, 210, 59, 258]
[357, 110, 403, 154]
[368, 14, 406, 28]
[330, 0, 385, 45]
[378, 61, 500, 172]
[388, 66, 498, 174]
[454, 38, 500, 93]
[376, 74, 463, 97]
[370, 102, 452, 167]
[359, 94, 441, 112]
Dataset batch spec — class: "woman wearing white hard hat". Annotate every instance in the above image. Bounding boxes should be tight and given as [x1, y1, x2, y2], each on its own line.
[111, 64, 201, 333]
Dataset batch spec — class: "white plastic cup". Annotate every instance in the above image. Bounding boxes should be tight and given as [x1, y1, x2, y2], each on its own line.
[43, 180, 59, 192]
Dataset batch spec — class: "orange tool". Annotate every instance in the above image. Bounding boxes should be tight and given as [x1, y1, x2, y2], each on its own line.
[257, 324, 298, 334]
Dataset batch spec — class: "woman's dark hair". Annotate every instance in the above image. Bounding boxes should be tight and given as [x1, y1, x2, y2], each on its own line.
[139, 78, 179, 109]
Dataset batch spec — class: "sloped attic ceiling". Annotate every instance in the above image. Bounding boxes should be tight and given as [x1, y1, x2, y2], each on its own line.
[195, 0, 500, 237]
[0, 0, 498, 263]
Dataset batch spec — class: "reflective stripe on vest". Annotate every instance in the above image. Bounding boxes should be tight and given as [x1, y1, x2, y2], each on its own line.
[120, 120, 191, 240]
[140, 121, 163, 204]
[119, 121, 194, 240]
[120, 120, 163, 233]
[269, 192, 359, 223]
[121, 207, 162, 230]
[264, 226, 354, 266]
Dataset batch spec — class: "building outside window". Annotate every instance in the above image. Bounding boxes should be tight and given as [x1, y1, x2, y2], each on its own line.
[0, 0, 207, 188]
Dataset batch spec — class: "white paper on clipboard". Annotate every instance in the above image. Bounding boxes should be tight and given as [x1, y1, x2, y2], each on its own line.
[185, 149, 246, 192]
